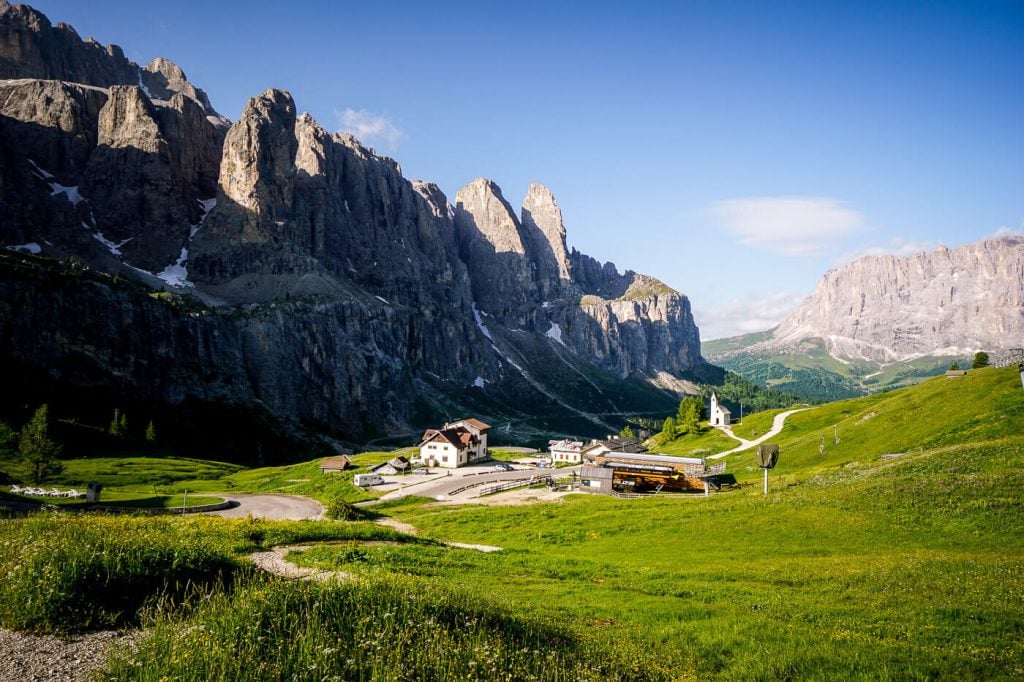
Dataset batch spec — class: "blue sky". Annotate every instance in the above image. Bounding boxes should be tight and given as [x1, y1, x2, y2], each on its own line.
[29, 0, 1024, 339]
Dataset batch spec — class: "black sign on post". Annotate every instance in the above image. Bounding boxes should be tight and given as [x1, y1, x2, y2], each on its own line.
[755, 444, 780, 494]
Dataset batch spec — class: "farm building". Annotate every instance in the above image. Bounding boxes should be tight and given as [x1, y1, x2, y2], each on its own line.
[418, 418, 491, 468]
[709, 392, 731, 427]
[592, 452, 711, 492]
[319, 455, 352, 473]
[579, 466, 614, 494]
[372, 456, 411, 475]
[549, 439, 584, 464]
[580, 435, 646, 464]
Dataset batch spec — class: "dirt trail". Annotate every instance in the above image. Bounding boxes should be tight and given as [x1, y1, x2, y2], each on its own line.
[247, 544, 349, 581]
[708, 408, 810, 460]
[374, 517, 503, 552]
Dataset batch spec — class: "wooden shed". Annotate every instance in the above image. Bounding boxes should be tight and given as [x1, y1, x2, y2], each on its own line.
[320, 455, 353, 473]
[579, 466, 614, 494]
[371, 456, 411, 475]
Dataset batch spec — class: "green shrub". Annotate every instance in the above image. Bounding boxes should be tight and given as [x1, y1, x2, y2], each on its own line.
[0, 513, 240, 633]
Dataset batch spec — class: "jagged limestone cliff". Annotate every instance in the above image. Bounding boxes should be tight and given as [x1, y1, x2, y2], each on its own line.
[0, 1, 711, 456]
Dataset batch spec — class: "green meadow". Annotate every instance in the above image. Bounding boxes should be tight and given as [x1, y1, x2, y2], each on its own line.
[0, 366, 1019, 679]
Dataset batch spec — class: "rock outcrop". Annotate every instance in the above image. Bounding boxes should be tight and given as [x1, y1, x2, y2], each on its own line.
[0, 2, 710, 456]
[770, 237, 1024, 362]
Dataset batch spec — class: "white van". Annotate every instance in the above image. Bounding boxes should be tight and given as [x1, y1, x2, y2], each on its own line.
[353, 473, 384, 487]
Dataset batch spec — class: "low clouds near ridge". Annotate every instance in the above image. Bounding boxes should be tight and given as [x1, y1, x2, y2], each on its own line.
[709, 196, 866, 256]
[336, 108, 404, 150]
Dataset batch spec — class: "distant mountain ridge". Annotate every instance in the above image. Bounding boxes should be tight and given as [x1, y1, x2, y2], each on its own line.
[704, 237, 1024, 401]
[0, 1, 715, 458]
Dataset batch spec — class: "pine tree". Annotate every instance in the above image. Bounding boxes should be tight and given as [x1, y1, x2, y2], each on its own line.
[145, 419, 157, 442]
[109, 409, 128, 437]
[619, 425, 635, 439]
[0, 421, 17, 459]
[677, 397, 702, 435]
[660, 416, 677, 443]
[949, 361, 960, 371]
[20, 404, 63, 483]
[972, 352, 990, 369]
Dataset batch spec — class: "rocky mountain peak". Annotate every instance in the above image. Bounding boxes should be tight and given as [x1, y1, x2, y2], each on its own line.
[520, 181, 572, 296]
[140, 56, 217, 115]
[217, 88, 297, 214]
[454, 177, 537, 321]
[771, 236, 1024, 362]
[455, 178, 526, 255]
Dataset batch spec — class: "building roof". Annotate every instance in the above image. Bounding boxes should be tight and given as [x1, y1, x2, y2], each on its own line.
[549, 439, 584, 451]
[419, 427, 477, 449]
[320, 455, 352, 470]
[582, 436, 646, 455]
[371, 456, 411, 473]
[580, 466, 614, 480]
[715, 405, 731, 415]
[598, 452, 706, 466]
[458, 418, 491, 431]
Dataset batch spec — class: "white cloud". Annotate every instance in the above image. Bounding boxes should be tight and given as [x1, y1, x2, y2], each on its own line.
[696, 292, 806, 341]
[989, 222, 1024, 239]
[835, 237, 938, 266]
[709, 196, 866, 256]
[336, 108, 404, 150]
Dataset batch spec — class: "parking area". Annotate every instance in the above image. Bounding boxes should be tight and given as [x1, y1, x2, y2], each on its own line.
[372, 460, 579, 503]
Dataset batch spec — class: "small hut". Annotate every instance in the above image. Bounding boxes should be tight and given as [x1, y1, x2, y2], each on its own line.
[320, 455, 353, 473]
[372, 456, 411, 475]
[579, 466, 614, 494]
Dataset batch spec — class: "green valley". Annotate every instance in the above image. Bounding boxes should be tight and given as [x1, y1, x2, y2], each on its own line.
[0, 366, 1021, 679]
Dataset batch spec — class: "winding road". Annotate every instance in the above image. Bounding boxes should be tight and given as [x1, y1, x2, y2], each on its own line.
[206, 494, 324, 520]
[708, 407, 810, 460]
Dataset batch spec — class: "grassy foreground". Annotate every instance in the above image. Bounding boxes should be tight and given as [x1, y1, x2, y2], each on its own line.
[0, 367, 1019, 679]
[0, 514, 418, 633]
[106, 574, 654, 681]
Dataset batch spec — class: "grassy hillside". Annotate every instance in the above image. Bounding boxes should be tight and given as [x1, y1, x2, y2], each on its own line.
[353, 366, 1024, 677]
[1, 367, 1019, 678]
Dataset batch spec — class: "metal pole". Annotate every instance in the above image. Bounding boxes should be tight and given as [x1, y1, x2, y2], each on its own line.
[1019, 362, 1024, 392]
[763, 468, 768, 495]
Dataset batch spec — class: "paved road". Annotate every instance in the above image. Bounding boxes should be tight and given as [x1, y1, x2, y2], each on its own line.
[376, 465, 579, 502]
[708, 408, 810, 460]
[206, 494, 324, 520]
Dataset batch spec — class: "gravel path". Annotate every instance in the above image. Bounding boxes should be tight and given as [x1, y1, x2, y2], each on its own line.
[247, 544, 349, 581]
[0, 628, 137, 682]
[374, 517, 502, 553]
[708, 407, 811, 459]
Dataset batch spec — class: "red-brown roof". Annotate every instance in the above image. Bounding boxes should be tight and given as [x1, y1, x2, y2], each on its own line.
[419, 427, 478, 449]
[320, 455, 352, 470]
[459, 418, 491, 431]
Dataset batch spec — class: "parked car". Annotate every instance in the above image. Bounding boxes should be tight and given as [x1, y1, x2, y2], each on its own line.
[413, 467, 430, 475]
[494, 462, 514, 471]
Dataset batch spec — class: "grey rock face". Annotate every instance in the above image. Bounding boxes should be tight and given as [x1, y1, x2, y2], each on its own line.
[454, 178, 537, 324]
[0, 1, 710, 451]
[451, 177, 705, 380]
[772, 237, 1024, 361]
[520, 182, 573, 298]
[140, 56, 218, 114]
